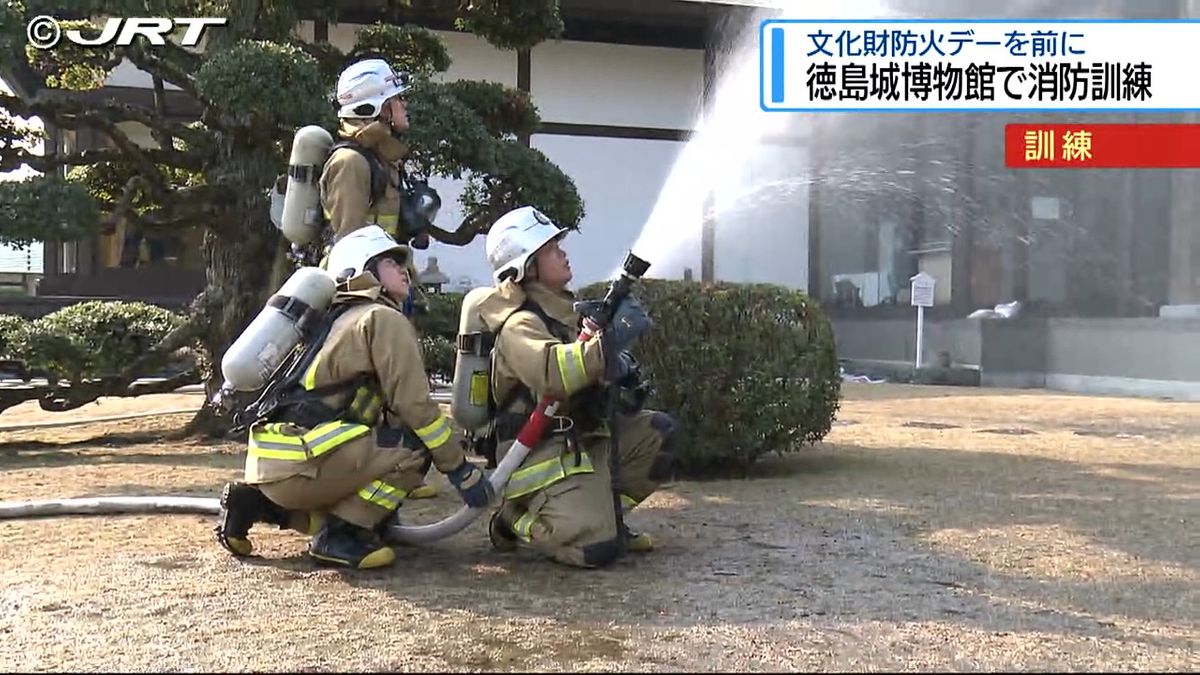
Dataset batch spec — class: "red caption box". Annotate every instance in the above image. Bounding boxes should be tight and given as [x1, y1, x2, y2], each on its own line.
[1005, 123, 1200, 168]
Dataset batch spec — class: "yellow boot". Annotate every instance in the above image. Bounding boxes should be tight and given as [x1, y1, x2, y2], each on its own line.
[623, 525, 654, 553]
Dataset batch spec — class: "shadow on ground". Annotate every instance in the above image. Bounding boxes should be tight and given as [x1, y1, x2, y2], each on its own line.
[249, 440, 1193, 657]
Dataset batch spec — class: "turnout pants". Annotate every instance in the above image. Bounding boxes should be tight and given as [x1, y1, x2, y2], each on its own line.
[496, 409, 675, 567]
[255, 430, 430, 531]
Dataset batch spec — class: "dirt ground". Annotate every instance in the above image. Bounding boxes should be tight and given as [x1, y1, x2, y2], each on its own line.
[0, 383, 1196, 672]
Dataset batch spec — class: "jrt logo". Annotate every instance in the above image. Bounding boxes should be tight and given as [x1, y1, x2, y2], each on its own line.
[26, 16, 227, 50]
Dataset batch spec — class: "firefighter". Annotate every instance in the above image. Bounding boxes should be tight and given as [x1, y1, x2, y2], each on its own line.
[215, 226, 494, 569]
[320, 56, 439, 498]
[474, 205, 678, 568]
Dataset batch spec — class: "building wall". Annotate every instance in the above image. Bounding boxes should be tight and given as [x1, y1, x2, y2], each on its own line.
[530, 40, 703, 129]
[834, 315, 1200, 400]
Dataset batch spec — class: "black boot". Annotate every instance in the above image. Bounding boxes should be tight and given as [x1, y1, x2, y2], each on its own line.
[309, 515, 396, 569]
[487, 510, 519, 552]
[374, 509, 400, 540]
[214, 481, 290, 557]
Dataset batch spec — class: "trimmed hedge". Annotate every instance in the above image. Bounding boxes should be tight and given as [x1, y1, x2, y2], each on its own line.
[1, 301, 185, 382]
[581, 279, 841, 477]
[412, 282, 842, 475]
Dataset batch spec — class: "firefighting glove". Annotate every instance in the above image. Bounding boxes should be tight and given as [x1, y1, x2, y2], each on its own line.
[604, 296, 653, 353]
[445, 460, 494, 509]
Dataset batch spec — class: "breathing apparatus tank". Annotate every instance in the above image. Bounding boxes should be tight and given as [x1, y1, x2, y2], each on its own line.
[449, 286, 498, 434]
[219, 267, 337, 395]
[278, 125, 334, 246]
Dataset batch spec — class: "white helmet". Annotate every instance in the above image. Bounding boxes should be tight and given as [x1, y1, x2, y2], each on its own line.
[485, 206, 567, 283]
[325, 225, 410, 281]
[335, 59, 411, 119]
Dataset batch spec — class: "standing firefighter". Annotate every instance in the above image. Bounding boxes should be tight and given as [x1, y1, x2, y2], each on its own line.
[321, 56, 440, 497]
[474, 206, 678, 568]
[215, 226, 493, 570]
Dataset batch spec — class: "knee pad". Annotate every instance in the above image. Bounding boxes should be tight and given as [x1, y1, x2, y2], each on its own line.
[648, 412, 678, 482]
[580, 537, 621, 568]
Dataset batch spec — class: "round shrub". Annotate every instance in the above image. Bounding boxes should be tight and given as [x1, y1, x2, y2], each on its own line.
[581, 279, 842, 477]
[0, 313, 26, 361]
[13, 301, 185, 382]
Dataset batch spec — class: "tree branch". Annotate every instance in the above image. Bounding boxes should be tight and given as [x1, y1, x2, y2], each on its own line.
[101, 175, 149, 233]
[1, 93, 169, 193]
[116, 43, 211, 112]
[36, 369, 201, 413]
[425, 213, 492, 246]
[1, 92, 204, 148]
[0, 146, 203, 174]
[150, 74, 175, 151]
[285, 37, 347, 77]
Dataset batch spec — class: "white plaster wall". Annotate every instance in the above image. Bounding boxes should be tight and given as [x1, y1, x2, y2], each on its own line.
[530, 40, 704, 130]
[411, 135, 688, 291]
[323, 23, 516, 86]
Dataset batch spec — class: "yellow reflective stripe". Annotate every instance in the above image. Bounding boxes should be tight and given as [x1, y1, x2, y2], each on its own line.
[348, 386, 382, 423]
[351, 390, 383, 424]
[247, 439, 307, 461]
[553, 343, 588, 394]
[302, 352, 322, 390]
[414, 414, 453, 449]
[248, 423, 307, 461]
[373, 214, 399, 226]
[503, 451, 594, 500]
[620, 494, 639, 510]
[512, 511, 537, 542]
[250, 421, 370, 462]
[303, 421, 370, 456]
[358, 480, 407, 510]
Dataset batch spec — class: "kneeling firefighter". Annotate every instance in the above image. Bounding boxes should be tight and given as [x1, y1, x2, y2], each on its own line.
[215, 225, 493, 570]
[464, 205, 679, 568]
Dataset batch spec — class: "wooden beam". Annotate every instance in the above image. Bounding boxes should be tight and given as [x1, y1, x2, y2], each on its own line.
[517, 49, 531, 148]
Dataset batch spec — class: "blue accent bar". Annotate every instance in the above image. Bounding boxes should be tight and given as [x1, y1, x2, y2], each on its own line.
[771, 26, 785, 104]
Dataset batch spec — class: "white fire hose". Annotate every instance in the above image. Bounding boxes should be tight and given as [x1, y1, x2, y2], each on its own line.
[0, 434, 539, 546]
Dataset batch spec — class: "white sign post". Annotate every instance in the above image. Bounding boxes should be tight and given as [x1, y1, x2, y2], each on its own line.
[910, 272, 936, 369]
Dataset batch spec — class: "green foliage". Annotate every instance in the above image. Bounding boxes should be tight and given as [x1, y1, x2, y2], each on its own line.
[420, 335, 456, 382]
[6, 301, 185, 382]
[412, 291, 464, 342]
[0, 178, 103, 246]
[456, 0, 564, 51]
[67, 161, 204, 220]
[411, 292, 463, 382]
[24, 18, 117, 90]
[404, 81, 499, 179]
[195, 40, 332, 130]
[442, 80, 539, 139]
[349, 23, 452, 80]
[580, 280, 842, 477]
[0, 314, 27, 360]
[0, 1, 29, 69]
[460, 142, 584, 228]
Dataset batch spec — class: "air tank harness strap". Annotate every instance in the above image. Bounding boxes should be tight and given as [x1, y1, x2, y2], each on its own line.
[288, 162, 321, 184]
[269, 374, 374, 429]
[266, 294, 325, 334]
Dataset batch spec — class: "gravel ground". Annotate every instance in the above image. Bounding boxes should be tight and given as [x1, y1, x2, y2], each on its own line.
[0, 383, 1195, 672]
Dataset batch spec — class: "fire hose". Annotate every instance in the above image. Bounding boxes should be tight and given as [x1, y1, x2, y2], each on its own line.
[0, 252, 651, 548]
